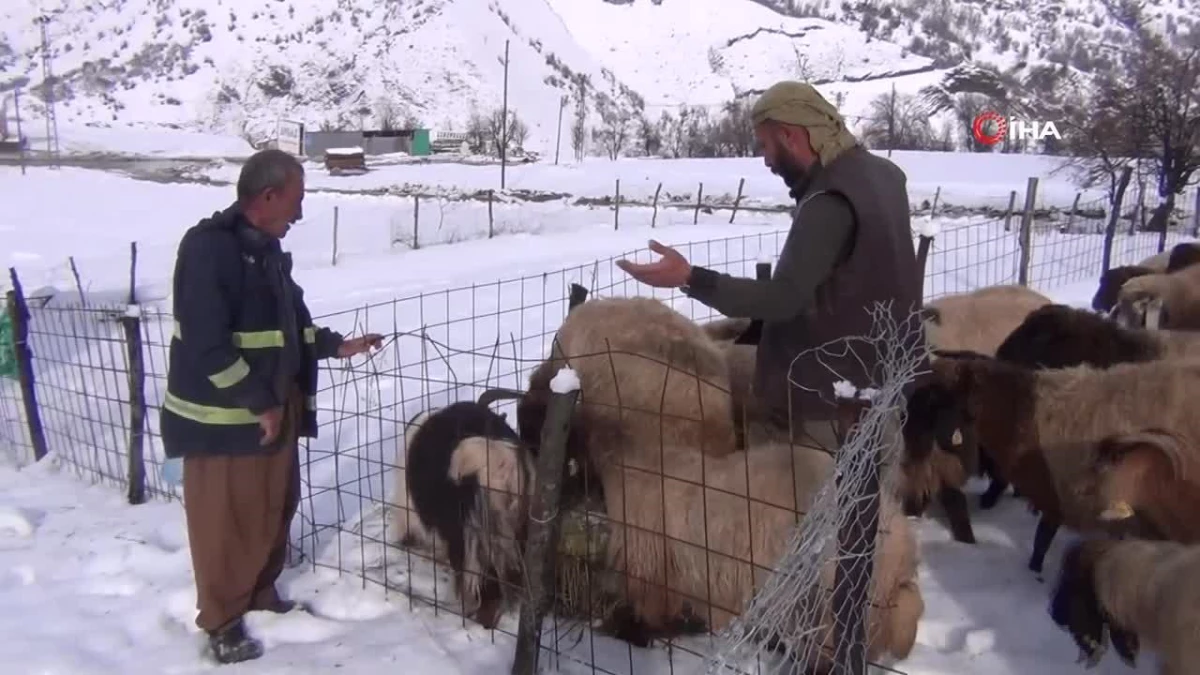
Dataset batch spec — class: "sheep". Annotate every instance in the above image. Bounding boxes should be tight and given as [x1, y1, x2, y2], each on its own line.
[907, 353, 1200, 574]
[994, 303, 1200, 370]
[1116, 261, 1200, 330]
[921, 284, 1053, 356]
[543, 296, 740, 459]
[390, 401, 533, 629]
[698, 316, 753, 343]
[1049, 536, 1200, 674]
[1072, 428, 1200, 544]
[1092, 265, 1155, 314]
[1166, 242, 1200, 273]
[596, 435, 924, 671]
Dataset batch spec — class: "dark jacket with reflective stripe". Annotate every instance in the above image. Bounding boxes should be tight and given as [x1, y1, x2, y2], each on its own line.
[159, 203, 344, 458]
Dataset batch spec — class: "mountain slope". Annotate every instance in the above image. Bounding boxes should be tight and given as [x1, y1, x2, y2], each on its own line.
[0, 0, 933, 154]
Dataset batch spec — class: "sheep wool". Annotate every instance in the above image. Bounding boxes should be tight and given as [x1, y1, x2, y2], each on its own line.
[1116, 262, 1200, 330]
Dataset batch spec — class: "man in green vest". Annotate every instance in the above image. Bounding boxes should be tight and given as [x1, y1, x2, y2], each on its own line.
[616, 80, 924, 451]
[160, 149, 382, 664]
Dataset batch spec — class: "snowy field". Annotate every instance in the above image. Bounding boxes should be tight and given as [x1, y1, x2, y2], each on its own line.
[0, 143, 1194, 675]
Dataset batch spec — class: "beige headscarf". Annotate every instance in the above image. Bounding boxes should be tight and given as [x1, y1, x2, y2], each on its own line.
[750, 81, 858, 166]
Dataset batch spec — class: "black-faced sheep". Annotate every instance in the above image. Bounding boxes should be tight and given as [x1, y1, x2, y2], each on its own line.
[597, 435, 924, 670]
[1166, 242, 1200, 273]
[390, 401, 533, 629]
[543, 296, 740, 460]
[1049, 537, 1198, 674]
[907, 353, 1200, 574]
[1116, 262, 1200, 330]
[1092, 265, 1155, 313]
[1072, 428, 1200, 544]
[994, 303, 1200, 370]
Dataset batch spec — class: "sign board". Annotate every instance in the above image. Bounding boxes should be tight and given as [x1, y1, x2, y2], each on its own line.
[276, 119, 304, 156]
[0, 311, 17, 380]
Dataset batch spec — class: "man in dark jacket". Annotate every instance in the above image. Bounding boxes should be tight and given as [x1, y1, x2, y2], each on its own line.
[160, 149, 382, 665]
[616, 81, 925, 451]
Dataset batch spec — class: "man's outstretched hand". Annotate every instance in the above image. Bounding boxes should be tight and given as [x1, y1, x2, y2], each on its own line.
[615, 240, 692, 288]
[337, 334, 384, 358]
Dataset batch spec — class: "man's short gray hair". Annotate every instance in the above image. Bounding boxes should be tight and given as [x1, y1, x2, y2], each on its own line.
[237, 149, 304, 203]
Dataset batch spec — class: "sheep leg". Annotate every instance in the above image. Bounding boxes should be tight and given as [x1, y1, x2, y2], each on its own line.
[979, 477, 1010, 510]
[601, 603, 655, 648]
[1108, 624, 1139, 668]
[937, 486, 977, 544]
[1028, 516, 1060, 575]
[472, 573, 506, 630]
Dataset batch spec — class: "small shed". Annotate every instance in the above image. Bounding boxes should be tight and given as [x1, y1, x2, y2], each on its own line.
[324, 147, 366, 175]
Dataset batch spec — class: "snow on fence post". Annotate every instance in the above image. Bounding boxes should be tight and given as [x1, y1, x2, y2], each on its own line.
[694, 182, 704, 224]
[331, 206, 339, 267]
[120, 242, 147, 505]
[614, 179, 620, 231]
[1017, 177, 1038, 287]
[915, 217, 939, 296]
[729, 177, 746, 223]
[1101, 167, 1134, 273]
[6, 268, 48, 463]
[830, 381, 880, 675]
[412, 195, 420, 249]
[511, 366, 580, 675]
[1003, 190, 1018, 232]
[651, 182, 662, 228]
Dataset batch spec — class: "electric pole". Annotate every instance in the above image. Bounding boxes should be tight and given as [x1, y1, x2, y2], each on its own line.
[500, 39, 509, 190]
[14, 88, 26, 176]
[554, 94, 567, 165]
[36, 14, 61, 167]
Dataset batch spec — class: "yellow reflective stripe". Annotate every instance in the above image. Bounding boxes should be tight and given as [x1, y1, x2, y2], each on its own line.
[173, 321, 318, 347]
[208, 357, 250, 388]
[163, 392, 259, 425]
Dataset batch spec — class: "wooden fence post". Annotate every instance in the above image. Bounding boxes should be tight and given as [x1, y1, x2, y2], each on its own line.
[916, 234, 935, 297]
[1003, 190, 1017, 232]
[651, 182, 662, 228]
[693, 182, 704, 225]
[1065, 193, 1080, 234]
[1017, 177, 1039, 287]
[412, 196, 420, 249]
[331, 206, 339, 267]
[614, 179, 620, 231]
[830, 386, 878, 675]
[729, 177, 746, 224]
[120, 242, 146, 505]
[6, 268, 48, 463]
[1128, 181, 1145, 236]
[568, 283, 589, 311]
[1191, 189, 1200, 238]
[510, 371, 580, 675]
[1101, 167, 1134, 273]
[929, 186, 941, 219]
[488, 189, 495, 238]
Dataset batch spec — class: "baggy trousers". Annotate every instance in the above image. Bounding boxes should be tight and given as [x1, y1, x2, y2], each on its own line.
[182, 387, 303, 634]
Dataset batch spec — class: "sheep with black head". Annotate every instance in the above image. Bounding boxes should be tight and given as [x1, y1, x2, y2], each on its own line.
[1116, 261, 1200, 330]
[389, 401, 533, 629]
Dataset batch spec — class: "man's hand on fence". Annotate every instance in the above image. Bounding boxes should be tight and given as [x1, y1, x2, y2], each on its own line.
[336, 334, 384, 358]
[616, 240, 693, 288]
[258, 406, 284, 446]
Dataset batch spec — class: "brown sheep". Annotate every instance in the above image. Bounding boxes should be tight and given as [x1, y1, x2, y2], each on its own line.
[1072, 428, 1200, 544]
[994, 303, 1200, 370]
[1050, 537, 1200, 674]
[1166, 242, 1200, 273]
[1116, 262, 1200, 330]
[545, 296, 740, 460]
[902, 285, 1051, 539]
[908, 353, 1200, 574]
[597, 436, 924, 671]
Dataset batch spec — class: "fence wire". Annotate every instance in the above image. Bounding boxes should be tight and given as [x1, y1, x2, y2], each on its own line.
[0, 193, 1198, 675]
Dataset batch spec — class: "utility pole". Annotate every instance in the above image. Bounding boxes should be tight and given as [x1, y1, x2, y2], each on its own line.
[500, 39, 509, 190]
[887, 82, 895, 159]
[14, 88, 26, 176]
[554, 94, 567, 165]
[36, 14, 60, 167]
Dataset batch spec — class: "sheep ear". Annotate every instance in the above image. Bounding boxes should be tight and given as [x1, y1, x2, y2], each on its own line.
[919, 306, 941, 324]
[1101, 428, 1186, 478]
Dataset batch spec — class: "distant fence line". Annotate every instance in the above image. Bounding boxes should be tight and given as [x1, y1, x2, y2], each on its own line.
[0, 171, 1196, 674]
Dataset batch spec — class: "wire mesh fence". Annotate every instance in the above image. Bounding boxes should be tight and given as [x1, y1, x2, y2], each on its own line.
[0, 186, 1198, 674]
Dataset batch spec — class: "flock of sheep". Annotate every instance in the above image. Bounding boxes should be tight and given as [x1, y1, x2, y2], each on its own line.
[384, 239, 1200, 675]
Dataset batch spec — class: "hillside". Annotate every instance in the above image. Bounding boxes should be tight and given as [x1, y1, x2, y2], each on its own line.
[0, 0, 933, 154]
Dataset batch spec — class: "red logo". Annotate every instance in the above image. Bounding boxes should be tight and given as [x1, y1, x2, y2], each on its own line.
[972, 111, 1007, 146]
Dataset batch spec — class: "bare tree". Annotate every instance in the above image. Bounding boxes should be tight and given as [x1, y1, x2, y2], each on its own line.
[860, 89, 938, 151]
[592, 96, 633, 160]
[570, 77, 588, 161]
[951, 93, 997, 153]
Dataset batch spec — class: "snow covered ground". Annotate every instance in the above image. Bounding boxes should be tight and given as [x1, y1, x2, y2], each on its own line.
[0, 148, 1189, 674]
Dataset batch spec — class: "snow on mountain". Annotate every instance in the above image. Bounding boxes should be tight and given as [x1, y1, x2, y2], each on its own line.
[0, 0, 936, 154]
